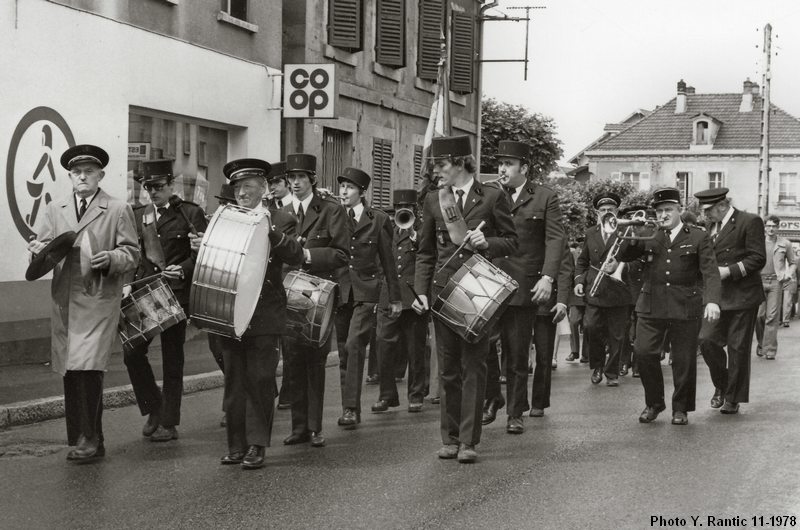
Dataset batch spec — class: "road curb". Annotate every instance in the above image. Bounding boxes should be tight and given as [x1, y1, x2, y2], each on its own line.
[0, 353, 340, 430]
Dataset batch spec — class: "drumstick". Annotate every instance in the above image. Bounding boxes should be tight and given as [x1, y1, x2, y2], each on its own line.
[125, 272, 164, 289]
[405, 281, 426, 309]
[436, 220, 486, 274]
[168, 196, 199, 236]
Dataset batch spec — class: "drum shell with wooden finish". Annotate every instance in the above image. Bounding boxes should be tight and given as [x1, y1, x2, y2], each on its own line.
[283, 270, 337, 347]
[432, 254, 518, 343]
[189, 204, 270, 339]
[118, 278, 186, 351]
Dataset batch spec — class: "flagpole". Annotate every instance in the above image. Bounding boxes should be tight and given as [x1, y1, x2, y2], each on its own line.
[442, 5, 453, 136]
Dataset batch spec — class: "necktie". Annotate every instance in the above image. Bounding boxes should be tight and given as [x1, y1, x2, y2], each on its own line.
[157, 207, 167, 222]
[297, 204, 305, 227]
[349, 208, 356, 227]
[456, 189, 465, 214]
[277, 199, 283, 209]
[78, 198, 87, 221]
[503, 185, 515, 204]
[665, 228, 672, 242]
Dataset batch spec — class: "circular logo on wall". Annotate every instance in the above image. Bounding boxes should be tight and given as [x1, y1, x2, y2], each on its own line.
[6, 107, 76, 241]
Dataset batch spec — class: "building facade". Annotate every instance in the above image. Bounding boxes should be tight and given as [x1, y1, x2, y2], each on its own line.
[572, 80, 800, 241]
[1, 0, 283, 363]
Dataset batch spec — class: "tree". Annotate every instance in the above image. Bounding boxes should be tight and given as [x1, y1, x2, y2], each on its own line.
[480, 98, 563, 180]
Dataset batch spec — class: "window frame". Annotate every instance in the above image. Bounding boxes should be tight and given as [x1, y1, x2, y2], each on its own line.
[708, 171, 725, 189]
[778, 172, 799, 204]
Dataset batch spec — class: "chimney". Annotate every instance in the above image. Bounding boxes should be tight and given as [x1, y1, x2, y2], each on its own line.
[750, 81, 760, 95]
[740, 78, 754, 112]
[686, 86, 695, 94]
[675, 79, 687, 114]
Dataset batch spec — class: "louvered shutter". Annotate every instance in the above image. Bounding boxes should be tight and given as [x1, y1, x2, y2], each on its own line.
[417, 0, 444, 81]
[372, 139, 393, 209]
[449, 12, 474, 94]
[376, 0, 405, 67]
[329, 0, 362, 51]
[413, 145, 424, 189]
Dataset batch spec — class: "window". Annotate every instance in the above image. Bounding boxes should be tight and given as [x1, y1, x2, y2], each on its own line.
[372, 138, 393, 209]
[417, 0, 444, 81]
[779, 172, 798, 203]
[449, 12, 475, 94]
[322, 128, 353, 192]
[621, 171, 650, 191]
[329, 0, 363, 51]
[676, 171, 692, 205]
[695, 121, 709, 145]
[413, 145, 424, 189]
[376, 0, 405, 67]
[708, 172, 725, 189]
[220, 0, 247, 21]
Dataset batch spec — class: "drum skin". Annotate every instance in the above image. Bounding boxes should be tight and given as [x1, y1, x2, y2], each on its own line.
[189, 205, 270, 338]
[118, 278, 186, 350]
[432, 254, 518, 343]
[283, 270, 337, 347]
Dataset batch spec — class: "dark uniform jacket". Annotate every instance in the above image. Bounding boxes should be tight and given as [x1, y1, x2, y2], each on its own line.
[133, 198, 207, 306]
[493, 182, 565, 307]
[415, 178, 518, 298]
[282, 192, 350, 282]
[574, 224, 631, 308]
[618, 225, 721, 319]
[245, 209, 304, 337]
[338, 206, 401, 304]
[534, 241, 574, 317]
[379, 225, 420, 310]
[710, 208, 767, 310]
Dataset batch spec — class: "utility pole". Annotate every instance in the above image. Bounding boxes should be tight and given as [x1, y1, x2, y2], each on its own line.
[758, 23, 772, 217]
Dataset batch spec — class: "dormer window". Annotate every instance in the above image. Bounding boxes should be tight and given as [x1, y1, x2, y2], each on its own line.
[690, 113, 721, 148]
[696, 121, 709, 144]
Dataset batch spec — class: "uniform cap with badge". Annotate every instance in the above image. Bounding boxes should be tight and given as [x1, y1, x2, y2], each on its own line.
[593, 192, 621, 209]
[60, 144, 109, 170]
[222, 158, 272, 183]
[694, 187, 729, 210]
[336, 167, 371, 190]
[651, 187, 682, 207]
[496, 140, 530, 162]
[430, 135, 473, 159]
[285, 153, 317, 183]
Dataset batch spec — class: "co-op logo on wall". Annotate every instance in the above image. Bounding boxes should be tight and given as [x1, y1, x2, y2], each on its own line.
[6, 107, 76, 241]
[283, 64, 337, 119]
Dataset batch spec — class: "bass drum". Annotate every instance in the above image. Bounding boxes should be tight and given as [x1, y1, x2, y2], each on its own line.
[283, 270, 337, 347]
[432, 254, 518, 343]
[189, 204, 270, 338]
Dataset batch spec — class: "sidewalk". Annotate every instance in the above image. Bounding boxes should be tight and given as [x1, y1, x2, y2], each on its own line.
[0, 332, 340, 429]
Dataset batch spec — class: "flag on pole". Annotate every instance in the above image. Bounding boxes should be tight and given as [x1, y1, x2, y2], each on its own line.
[418, 25, 452, 196]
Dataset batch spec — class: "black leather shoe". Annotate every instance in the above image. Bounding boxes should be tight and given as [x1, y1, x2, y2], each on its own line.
[220, 452, 245, 465]
[481, 399, 505, 425]
[710, 388, 724, 409]
[579, 356, 589, 363]
[720, 401, 739, 414]
[632, 366, 640, 378]
[365, 374, 379, 385]
[408, 402, 423, 413]
[68, 435, 102, 463]
[619, 364, 630, 376]
[241, 445, 265, 469]
[142, 412, 160, 437]
[310, 432, 326, 447]
[338, 408, 358, 429]
[671, 411, 688, 425]
[371, 399, 399, 412]
[429, 396, 441, 405]
[150, 426, 178, 442]
[756, 346, 764, 357]
[606, 377, 619, 387]
[457, 444, 477, 463]
[283, 432, 310, 445]
[529, 407, 544, 417]
[506, 417, 524, 434]
[566, 352, 579, 362]
[638, 404, 666, 423]
[590, 368, 603, 384]
[219, 414, 227, 428]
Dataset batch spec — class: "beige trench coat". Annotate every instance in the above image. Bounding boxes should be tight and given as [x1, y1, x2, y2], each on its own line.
[37, 189, 139, 375]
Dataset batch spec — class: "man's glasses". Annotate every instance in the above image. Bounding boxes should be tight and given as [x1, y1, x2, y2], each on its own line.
[144, 183, 166, 192]
[765, 224, 778, 228]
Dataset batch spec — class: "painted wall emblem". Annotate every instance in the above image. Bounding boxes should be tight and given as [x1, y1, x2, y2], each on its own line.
[6, 107, 75, 241]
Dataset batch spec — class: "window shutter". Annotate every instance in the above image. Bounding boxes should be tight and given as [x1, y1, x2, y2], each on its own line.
[376, 0, 405, 67]
[449, 12, 475, 94]
[329, 0, 362, 51]
[639, 172, 650, 191]
[611, 172, 621, 182]
[372, 139, 393, 209]
[413, 145, 424, 189]
[417, 0, 444, 81]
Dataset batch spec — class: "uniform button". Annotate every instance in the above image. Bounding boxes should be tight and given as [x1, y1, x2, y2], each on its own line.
[398, 265, 402, 268]
[665, 271, 670, 275]
[666, 259, 671, 263]
[398, 247, 402, 250]
[349, 265, 353, 269]
[667, 249, 672, 253]
[458, 254, 463, 258]
[666, 282, 671, 286]
[350, 246, 354, 250]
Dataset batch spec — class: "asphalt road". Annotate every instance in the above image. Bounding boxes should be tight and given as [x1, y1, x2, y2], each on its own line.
[1, 335, 799, 529]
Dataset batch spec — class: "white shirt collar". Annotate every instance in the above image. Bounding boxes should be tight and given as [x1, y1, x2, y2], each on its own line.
[75, 189, 99, 210]
[512, 182, 525, 203]
[350, 202, 364, 223]
[668, 221, 684, 242]
[451, 178, 474, 200]
[292, 193, 313, 215]
[718, 206, 734, 230]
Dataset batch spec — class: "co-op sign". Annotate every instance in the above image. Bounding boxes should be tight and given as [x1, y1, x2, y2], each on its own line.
[283, 64, 337, 119]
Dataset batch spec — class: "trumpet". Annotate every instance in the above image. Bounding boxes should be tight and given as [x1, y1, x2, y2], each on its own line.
[588, 211, 659, 298]
[394, 207, 416, 229]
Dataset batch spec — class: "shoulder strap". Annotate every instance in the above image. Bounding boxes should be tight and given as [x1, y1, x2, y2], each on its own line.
[438, 187, 467, 245]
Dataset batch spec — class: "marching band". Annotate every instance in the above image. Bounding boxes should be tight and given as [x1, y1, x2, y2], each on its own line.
[25, 138, 774, 466]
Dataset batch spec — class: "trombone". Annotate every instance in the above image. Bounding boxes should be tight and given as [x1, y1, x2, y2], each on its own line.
[588, 210, 659, 298]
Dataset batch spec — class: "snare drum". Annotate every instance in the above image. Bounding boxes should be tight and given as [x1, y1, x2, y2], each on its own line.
[189, 204, 270, 338]
[432, 254, 518, 343]
[283, 270, 337, 347]
[118, 278, 186, 350]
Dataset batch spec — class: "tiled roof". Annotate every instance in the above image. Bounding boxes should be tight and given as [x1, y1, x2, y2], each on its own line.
[591, 94, 800, 151]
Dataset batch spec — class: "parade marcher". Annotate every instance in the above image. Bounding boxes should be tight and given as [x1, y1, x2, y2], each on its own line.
[265, 161, 291, 210]
[696, 187, 766, 414]
[490, 140, 565, 431]
[27, 145, 139, 462]
[574, 193, 631, 387]
[207, 158, 304, 469]
[412, 135, 517, 463]
[564, 239, 589, 364]
[616, 205, 649, 377]
[616, 188, 721, 424]
[126, 159, 207, 442]
[373, 189, 429, 413]
[755, 215, 796, 359]
[281, 153, 350, 447]
[333, 168, 402, 428]
[782, 260, 798, 326]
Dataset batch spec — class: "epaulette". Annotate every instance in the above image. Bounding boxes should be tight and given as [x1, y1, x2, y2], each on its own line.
[319, 194, 340, 206]
[366, 209, 375, 219]
[181, 200, 200, 208]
